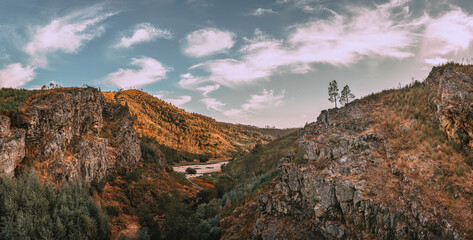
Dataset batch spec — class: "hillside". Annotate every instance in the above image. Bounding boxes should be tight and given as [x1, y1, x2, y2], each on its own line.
[0, 86, 292, 239]
[102, 90, 274, 159]
[221, 63, 473, 239]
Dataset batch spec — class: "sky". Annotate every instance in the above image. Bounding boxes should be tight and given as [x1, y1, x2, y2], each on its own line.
[0, 0, 473, 128]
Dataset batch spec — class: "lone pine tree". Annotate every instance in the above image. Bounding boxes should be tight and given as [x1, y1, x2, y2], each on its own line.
[340, 85, 355, 106]
[328, 80, 339, 108]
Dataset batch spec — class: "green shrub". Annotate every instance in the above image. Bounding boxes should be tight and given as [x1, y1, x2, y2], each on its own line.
[103, 205, 119, 217]
[199, 154, 210, 163]
[197, 188, 218, 204]
[185, 167, 197, 174]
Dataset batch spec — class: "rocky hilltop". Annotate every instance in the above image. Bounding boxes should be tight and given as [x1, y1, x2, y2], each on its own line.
[0, 87, 141, 184]
[222, 64, 473, 239]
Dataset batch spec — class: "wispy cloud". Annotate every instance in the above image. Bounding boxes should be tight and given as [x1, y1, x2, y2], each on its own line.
[276, 0, 323, 13]
[196, 84, 220, 97]
[200, 97, 246, 117]
[242, 89, 285, 111]
[183, 28, 235, 57]
[165, 95, 192, 107]
[201, 97, 226, 111]
[249, 8, 277, 16]
[115, 23, 172, 48]
[421, 9, 473, 62]
[104, 57, 171, 89]
[197, 88, 284, 119]
[424, 57, 449, 66]
[152, 90, 169, 99]
[180, 0, 422, 88]
[186, 0, 213, 9]
[0, 63, 36, 88]
[24, 3, 116, 67]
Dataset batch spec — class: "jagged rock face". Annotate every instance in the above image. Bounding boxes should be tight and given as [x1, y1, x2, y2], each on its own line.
[258, 162, 458, 239]
[0, 116, 25, 176]
[250, 73, 472, 239]
[102, 101, 141, 174]
[23, 88, 140, 183]
[427, 66, 473, 151]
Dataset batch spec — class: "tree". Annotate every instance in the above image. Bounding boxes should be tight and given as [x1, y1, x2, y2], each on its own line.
[328, 80, 339, 108]
[339, 85, 355, 106]
[186, 167, 197, 174]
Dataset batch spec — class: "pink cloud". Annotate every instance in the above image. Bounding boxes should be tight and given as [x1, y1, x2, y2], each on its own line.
[104, 57, 171, 89]
[0, 63, 36, 88]
[183, 28, 235, 57]
[242, 89, 285, 112]
[115, 23, 172, 48]
[421, 9, 473, 63]
[200, 97, 226, 111]
[165, 95, 192, 107]
[180, 0, 421, 88]
[24, 4, 116, 67]
[196, 84, 220, 97]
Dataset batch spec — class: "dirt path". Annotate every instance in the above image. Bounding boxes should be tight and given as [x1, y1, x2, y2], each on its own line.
[173, 161, 229, 178]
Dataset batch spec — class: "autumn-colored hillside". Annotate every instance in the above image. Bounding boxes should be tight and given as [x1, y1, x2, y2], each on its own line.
[102, 90, 273, 159]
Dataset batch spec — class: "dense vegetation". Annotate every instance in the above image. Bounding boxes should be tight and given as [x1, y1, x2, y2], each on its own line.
[0, 173, 109, 239]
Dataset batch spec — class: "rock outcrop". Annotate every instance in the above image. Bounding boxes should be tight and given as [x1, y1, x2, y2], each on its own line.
[225, 64, 473, 239]
[256, 109, 460, 239]
[0, 116, 25, 176]
[0, 87, 141, 183]
[426, 65, 473, 151]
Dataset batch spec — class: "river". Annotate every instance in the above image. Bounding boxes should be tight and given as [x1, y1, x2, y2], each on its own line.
[172, 161, 229, 178]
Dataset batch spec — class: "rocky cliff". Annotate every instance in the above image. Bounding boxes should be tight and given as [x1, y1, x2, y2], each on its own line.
[0, 116, 25, 176]
[222, 64, 473, 239]
[426, 65, 473, 153]
[0, 87, 141, 184]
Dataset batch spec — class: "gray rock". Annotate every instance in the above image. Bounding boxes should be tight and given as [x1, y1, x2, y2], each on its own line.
[23, 88, 141, 183]
[0, 116, 25, 177]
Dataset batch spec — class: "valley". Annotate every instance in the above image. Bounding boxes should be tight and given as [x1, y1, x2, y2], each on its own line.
[0, 63, 472, 239]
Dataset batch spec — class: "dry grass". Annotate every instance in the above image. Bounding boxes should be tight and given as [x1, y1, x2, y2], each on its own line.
[352, 75, 473, 235]
[102, 90, 273, 159]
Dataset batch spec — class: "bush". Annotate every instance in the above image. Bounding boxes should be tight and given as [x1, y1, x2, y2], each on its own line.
[199, 155, 210, 163]
[186, 167, 197, 174]
[103, 205, 119, 217]
[197, 188, 217, 204]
